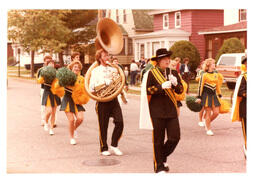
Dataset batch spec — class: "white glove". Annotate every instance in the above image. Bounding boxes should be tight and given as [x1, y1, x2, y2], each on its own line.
[104, 79, 112, 86]
[169, 74, 178, 86]
[161, 81, 172, 89]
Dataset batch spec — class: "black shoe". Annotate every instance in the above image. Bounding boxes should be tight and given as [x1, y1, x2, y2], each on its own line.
[156, 166, 169, 173]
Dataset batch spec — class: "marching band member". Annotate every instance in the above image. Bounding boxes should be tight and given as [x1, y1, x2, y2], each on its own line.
[37, 59, 61, 135]
[60, 58, 89, 145]
[89, 49, 124, 156]
[196, 58, 222, 136]
[231, 57, 247, 158]
[140, 48, 183, 173]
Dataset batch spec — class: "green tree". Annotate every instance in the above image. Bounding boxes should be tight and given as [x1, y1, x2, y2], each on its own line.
[8, 10, 71, 77]
[62, 10, 97, 63]
[215, 37, 245, 62]
[170, 40, 201, 71]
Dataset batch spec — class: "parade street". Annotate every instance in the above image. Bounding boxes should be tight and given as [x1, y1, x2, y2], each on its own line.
[7, 77, 246, 173]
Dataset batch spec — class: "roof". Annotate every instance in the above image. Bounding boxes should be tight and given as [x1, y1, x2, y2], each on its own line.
[118, 24, 128, 36]
[133, 28, 191, 39]
[198, 21, 247, 35]
[132, 10, 154, 32]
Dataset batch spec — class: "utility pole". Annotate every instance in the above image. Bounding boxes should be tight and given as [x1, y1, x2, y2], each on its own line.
[18, 48, 20, 77]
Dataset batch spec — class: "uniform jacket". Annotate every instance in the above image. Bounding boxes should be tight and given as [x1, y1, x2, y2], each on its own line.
[146, 67, 183, 118]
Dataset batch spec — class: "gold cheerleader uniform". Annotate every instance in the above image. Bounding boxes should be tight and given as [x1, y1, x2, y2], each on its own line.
[60, 75, 88, 113]
[37, 77, 61, 107]
[198, 71, 222, 107]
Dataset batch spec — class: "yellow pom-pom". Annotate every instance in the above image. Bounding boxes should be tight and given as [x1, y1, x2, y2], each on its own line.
[37, 76, 44, 84]
[175, 80, 187, 101]
[241, 64, 247, 72]
[51, 78, 65, 97]
[72, 81, 90, 105]
[219, 99, 230, 114]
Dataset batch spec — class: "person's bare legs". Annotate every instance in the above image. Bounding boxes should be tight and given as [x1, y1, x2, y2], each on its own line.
[65, 112, 75, 139]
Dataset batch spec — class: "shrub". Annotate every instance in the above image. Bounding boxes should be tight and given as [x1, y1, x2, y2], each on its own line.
[170, 40, 201, 71]
[215, 37, 245, 62]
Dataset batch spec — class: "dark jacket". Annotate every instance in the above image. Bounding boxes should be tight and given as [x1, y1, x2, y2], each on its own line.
[238, 75, 247, 118]
[146, 67, 183, 118]
[180, 63, 190, 75]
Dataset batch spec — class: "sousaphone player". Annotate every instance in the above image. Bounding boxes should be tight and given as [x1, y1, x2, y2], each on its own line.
[85, 18, 125, 156]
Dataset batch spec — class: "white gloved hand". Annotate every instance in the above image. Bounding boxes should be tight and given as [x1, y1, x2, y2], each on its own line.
[169, 74, 178, 86]
[104, 79, 112, 86]
[161, 81, 172, 89]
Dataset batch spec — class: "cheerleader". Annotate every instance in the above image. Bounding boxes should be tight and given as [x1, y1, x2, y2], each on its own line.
[60, 60, 89, 145]
[37, 60, 61, 135]
[196, 58, 222, 136]
[37, 55, 52, 126]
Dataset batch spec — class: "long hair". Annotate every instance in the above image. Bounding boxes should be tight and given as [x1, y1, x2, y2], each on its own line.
[203, 58, 215, 72]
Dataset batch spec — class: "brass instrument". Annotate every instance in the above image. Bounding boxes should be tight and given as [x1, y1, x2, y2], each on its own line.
[84, 18, 125, 102]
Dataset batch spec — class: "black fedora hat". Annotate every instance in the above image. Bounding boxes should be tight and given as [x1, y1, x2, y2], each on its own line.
[242, 57, 247, 64]
[151, 48, 172, 61]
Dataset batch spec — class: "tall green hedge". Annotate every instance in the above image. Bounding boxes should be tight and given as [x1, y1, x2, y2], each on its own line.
[215, 37, 245, 62]
[170, 40, 201, 72]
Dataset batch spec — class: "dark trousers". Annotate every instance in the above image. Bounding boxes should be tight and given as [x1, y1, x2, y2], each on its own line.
[151, 117, 180, 173]
[182, 72, 190, 93]
[241, 117, 247, 149]
[96, 98, 124, 152]
[130, 71, 137, 85]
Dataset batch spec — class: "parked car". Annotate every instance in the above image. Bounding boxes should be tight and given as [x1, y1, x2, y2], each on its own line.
[216, 53, 246, 89]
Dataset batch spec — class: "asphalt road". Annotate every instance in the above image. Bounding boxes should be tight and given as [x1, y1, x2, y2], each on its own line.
[7, 77, 246, 174]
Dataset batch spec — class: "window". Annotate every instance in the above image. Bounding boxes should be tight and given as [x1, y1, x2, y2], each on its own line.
[175, 12, 181, 28]
[147, 42, 150, 58]
[152, 42, 160, 56]
[128, 38, 133, 55]
[239, 9, 247, 22]
[136, 43, 140, 61]
[163, 14, 169, 29]
[207, 39, 213, 58]
[116, 9, 119, 23]
[218, 56, 236, 66]
[161, 41, 165, 48]
[102, 10, 106, 18]
[140, 44, 145, 59]
[123, 9, 127, 23]
[108, 10, 111, 18]
[120, 38, 126, 55]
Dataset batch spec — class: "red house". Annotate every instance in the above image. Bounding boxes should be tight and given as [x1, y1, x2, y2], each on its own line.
[134, 9, 224, 62]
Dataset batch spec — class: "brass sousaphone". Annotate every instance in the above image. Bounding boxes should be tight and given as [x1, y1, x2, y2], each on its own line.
[84, 18, 126, 102]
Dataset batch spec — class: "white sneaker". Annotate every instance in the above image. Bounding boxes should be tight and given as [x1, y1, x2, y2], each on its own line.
[206, 130, 214, 136]
[101, 151, 111, 156]
[44, 124, 49, 131]
[74, 130, 78, 138]
[70, 138, 76, 145]
[49, 129, 54, 135]
[198, 121, 205, 127]
[110, 146, 123, 156]
[158, 171, 167, 174]
[164, 163, 169, 168]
